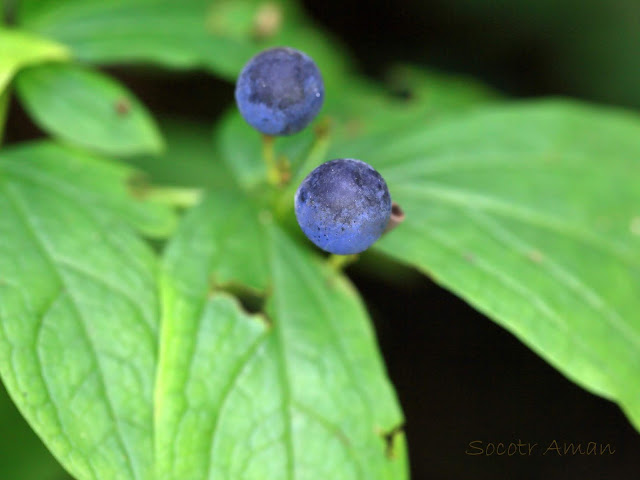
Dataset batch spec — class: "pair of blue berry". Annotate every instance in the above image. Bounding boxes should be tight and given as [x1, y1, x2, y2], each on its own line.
[235, 47, 392, 255]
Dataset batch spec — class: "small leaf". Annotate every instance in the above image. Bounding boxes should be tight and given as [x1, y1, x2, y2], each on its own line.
[0, 28, 69, 93]
[156, 187, 407, 480]
[0, 142, 176, 479]
[16, 63, 163, 156]
[364, 100, 640, 432]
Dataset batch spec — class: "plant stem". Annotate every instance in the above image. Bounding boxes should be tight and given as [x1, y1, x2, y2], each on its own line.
[143, 186, 203, 208]
[275, 120, 331, 218]
[262, 134, 281, 186]
[291, 118, 331, 185]
[328, 254, 359, 271]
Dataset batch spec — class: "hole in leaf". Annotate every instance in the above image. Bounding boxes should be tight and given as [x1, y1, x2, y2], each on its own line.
[380, 424, 404, 459]
[210, 280, 270, 322]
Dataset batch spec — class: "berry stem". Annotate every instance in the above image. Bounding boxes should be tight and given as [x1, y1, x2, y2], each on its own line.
[262, 134, 281, 186]
[291, 118, 331, 185]
[274, 120, 331, 219]
[328, 254, 359, 271]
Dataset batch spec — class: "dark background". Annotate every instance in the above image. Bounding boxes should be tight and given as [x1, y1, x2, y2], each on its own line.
[5, 0, 640, 479]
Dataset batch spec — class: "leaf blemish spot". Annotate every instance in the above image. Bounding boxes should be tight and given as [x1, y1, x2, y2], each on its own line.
[127, 172, 150, 199]
[252, 2, 283, 40]
[115, 97, 131, 116]
[527, 249, 544, 263]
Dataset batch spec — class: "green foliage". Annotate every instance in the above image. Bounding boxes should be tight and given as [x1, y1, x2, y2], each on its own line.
[1, 1, 640, 479]
[0, 28, 69, 93]
[158, 188, 406, 480]
[16, 64, 163, 156]
[128, 118, 232, 189]
[0, 142, 174, 479]
[371, 101, 640, 429]
[17, 0, 350, 86]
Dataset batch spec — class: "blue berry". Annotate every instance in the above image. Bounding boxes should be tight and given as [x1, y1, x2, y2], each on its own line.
[235, 47, 324, 136]
[295, 159, 392, 255]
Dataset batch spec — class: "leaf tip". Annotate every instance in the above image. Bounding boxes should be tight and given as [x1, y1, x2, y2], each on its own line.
[146, 129, 166, 156]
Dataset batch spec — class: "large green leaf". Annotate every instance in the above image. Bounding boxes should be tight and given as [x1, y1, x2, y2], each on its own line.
[364, 100, 640, 431]
[156, 187, 407, 480]
[17, 0, 350, 86]
[16, 63, 163, 156]
[0, 28, 69, 93]
[0, 141, 176, 480]
[0, 380, 70, 480]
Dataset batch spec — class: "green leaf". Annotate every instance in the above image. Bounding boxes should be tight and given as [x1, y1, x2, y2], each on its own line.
[0, 28, 69, 93]
[0, 141, 177, 479]
[17, 0, 350, 85]
[0, 141, 176, 237]
[364, 100, 640, 432]
[16, 63, 163, 156]
[127, 117, 232, 189]
[156, 188, 407, 480]
[0, 380, 70, 480]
